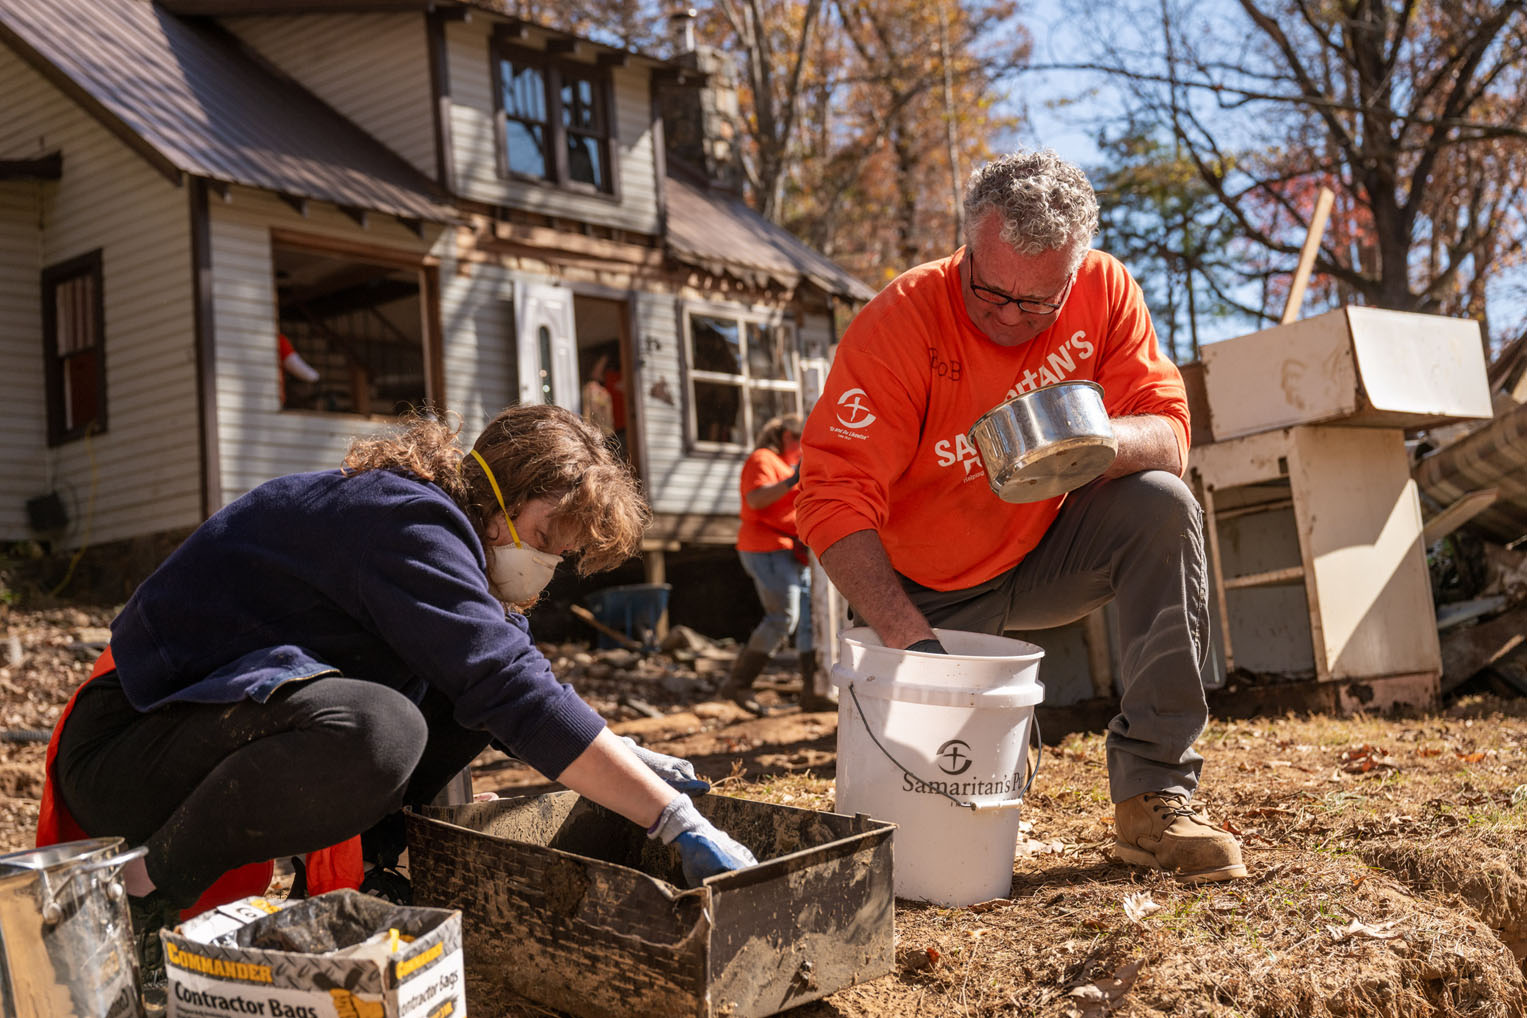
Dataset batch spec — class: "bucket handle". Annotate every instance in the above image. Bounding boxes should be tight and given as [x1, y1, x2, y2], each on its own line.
[845, 682, 1043, 812]
[38, 845, 146, 925]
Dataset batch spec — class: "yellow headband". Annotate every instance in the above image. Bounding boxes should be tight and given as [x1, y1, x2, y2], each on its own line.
[468, 448, 522, 548]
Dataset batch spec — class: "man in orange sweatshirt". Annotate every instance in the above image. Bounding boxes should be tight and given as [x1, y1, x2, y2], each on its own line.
[796, 150, 1245, 884]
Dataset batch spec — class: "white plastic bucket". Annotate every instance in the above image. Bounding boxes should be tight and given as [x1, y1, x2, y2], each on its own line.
[832, 627, 1044, 907]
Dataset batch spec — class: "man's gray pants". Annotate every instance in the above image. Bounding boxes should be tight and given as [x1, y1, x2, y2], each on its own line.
[899, 470, 1210, 804]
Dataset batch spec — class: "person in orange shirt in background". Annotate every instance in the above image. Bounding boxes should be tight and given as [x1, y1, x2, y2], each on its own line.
[720, 414, 832, 714]
[796, 150, 1246, 884]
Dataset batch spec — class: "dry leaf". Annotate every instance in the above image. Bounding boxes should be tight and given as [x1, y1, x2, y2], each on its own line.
[1068, 960, 1144, 1016]
[1327, 918, 1400, 942]
[969, 898, 1012, 913]
[1457, 751, 1487, 763]
[1122, 892, 1161, 923]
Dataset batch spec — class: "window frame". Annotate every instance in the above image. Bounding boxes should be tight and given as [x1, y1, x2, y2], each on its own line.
[41, 249, 107, 446]
[682, 301, 800, 454]
[490, 35, 619, 198]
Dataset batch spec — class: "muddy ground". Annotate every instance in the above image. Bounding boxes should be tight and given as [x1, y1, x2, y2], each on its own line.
[4, 602, 1527, 1017]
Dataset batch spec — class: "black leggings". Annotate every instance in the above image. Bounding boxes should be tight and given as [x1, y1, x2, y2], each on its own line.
[54, 673, 491, 907]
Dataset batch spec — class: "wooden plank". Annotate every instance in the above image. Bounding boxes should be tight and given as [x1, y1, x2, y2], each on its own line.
[1440, 604, 1527, 694]
[0, 152, 61, 179]
[1422, 487, 1499, 546]
[1281, 186, 1334, 324]
[570, 603, 644, 652]
[1222, 565, 1305, 590]
[1199, 483, 1236, 672]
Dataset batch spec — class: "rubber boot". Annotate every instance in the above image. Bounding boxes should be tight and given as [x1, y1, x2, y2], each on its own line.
[718, 649, 772, 715]
[797, 651, 836, 712]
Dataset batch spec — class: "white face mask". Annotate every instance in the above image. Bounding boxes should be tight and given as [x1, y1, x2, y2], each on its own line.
[469, 449, 564, 605]
[485, 543, 562, 605]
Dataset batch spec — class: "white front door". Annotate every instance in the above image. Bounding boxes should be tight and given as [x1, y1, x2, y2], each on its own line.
[514, 281, 578, 408]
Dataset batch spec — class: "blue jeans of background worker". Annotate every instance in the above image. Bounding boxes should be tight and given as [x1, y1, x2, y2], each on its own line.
[738, 549, 813, 655]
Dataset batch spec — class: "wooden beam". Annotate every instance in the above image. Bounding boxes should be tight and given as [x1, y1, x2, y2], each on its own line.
[473, 220, 663, 268]
[645, 512, 740, 546]
[426, 9, 457, 193]
[207, 179, 231, 201]
[1222, 565, 1306, 591]
[279, 193, 309, 217]
[546, 38, 581, 55]
[1281, 186, 1335, 324]
[189, 178, 221, 518]
[397, 216, 424, 238]
[0, 152, 61, 179]
[270, 227, 434, 268]
[339, 205, 370, 229]
[598, 51, 631, 68]
[1199, 483, 1236, 672]
[1422, 487, 1499, 546]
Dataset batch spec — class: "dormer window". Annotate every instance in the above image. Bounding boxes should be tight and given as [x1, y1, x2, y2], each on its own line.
[494, 39, 614, 194]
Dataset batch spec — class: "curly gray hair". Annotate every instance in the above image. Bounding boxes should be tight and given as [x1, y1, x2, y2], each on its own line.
[963, 151, 1099, 271]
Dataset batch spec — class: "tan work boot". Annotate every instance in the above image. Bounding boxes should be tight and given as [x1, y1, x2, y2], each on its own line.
[1114, 791, 1247, 883]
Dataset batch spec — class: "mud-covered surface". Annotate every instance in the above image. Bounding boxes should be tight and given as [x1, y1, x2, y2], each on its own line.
[7, 603, 1527, 1015]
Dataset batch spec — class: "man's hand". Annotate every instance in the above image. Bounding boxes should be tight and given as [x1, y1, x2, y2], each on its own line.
[818, 530, 937, 650]
[648, 794, 759, 886]
[621, 737, 710, 796]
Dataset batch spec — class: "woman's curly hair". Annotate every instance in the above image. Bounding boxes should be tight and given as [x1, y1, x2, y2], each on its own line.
[343, 405, 649, 574]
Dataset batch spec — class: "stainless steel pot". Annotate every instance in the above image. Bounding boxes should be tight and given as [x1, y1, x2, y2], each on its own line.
[967, 381, 1117, 503]
[0, 838, 147, 1018]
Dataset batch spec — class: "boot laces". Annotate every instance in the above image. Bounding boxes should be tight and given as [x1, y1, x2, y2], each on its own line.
[1143, 792, 1199, 819]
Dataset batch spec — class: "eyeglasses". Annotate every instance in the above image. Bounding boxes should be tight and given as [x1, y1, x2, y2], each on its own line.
[966, 250, 1073, 315]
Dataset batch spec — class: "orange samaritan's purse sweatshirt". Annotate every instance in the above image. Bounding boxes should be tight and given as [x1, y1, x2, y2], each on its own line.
[736, 447, 801, 553]
[795, 248, 1189, 592]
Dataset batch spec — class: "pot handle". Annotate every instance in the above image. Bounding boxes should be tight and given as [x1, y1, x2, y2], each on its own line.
[40, 845, 147, 924]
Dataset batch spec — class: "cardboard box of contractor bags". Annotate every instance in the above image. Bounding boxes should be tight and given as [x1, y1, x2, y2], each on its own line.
[162, 888, 464, 1018]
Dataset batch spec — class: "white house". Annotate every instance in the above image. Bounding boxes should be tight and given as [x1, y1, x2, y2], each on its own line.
[0, 0, 873, 602]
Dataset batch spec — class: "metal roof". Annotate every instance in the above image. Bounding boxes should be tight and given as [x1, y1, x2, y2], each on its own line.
[0, 0, 455, 223]
[666, 169, 877, 303]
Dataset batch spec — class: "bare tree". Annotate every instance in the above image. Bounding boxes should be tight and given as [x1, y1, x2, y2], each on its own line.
[1074, 0, 1527, 347]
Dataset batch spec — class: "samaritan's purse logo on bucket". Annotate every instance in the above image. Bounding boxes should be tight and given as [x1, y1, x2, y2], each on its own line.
[937, 739, 973, 775]
[829, 387, 875, 440]
[901, 737, 1022, 797]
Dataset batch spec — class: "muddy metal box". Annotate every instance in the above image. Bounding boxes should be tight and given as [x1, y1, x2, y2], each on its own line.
[406, 792, 894, 1018]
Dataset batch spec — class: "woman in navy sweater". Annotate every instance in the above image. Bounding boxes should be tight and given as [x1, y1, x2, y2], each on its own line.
[47, 403, 753, 968]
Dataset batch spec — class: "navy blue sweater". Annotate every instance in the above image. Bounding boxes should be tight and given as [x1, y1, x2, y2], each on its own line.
[108, 469, 605, 780]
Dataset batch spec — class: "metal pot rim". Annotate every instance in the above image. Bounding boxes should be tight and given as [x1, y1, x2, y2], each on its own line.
[969, 379, 1106, 432]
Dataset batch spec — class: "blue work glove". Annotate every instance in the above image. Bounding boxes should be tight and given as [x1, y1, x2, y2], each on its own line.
[648, 794, 759, 886]
[622, 736, 711, 795]
[905, 638, 948, 654]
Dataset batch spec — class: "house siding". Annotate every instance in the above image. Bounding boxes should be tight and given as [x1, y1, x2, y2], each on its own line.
[443, 19, 661, 235]
[222, 13, 437, 180]
[206, 186, 441, 506]
[436, 240, 518, 435]
[0, 182, 45, 536]
[0, 48, 199, 548]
